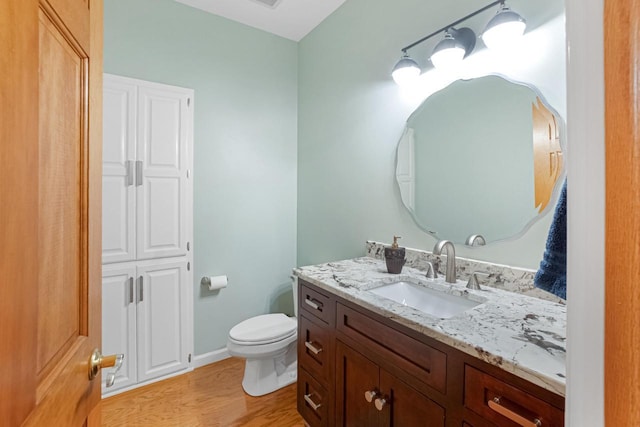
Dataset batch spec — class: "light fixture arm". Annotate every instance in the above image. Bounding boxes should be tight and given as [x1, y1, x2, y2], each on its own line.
[400, 0, 505, 53]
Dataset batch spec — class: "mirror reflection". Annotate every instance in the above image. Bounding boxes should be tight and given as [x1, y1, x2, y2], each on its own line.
[396, 75, 564, 244]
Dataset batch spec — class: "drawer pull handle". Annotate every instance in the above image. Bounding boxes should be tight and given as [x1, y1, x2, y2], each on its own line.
[305, 341, 323, 355]
[374, 397, 387, 411]
[304, 393, 322, 411]
[364, 390, 378, 403]
[305, 298, 322, 311]
[488, 397, 542, 427]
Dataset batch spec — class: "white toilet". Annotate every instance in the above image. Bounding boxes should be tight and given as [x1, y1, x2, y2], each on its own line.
[226, 277, 298, 396]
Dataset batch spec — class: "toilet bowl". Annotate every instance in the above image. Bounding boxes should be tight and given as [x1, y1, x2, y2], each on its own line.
[226, 278, 299, 397]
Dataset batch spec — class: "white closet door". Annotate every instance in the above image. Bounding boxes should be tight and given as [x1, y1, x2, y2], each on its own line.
[101, 264, 138, 392]
[102, 78, 137, 264]
[136, 259, 189, 383]
[136, 85, 189, 260]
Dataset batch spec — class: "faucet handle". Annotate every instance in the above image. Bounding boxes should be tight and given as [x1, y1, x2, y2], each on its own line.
[467, 271, 490, 290]
[425, 262, 438, 279]
[465, 234, 486, 246]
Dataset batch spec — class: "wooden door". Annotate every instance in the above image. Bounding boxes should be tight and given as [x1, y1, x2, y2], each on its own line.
[335, 341, 383, 427]
[604, 0, 640, 424]
[102, 76, 137, 265]
[136, 259, 189, 383]
[0, 0, 103, 425]
[136, 84, 191, 261]
[532, 97, 563, 213]
[380, 369, 445, 427]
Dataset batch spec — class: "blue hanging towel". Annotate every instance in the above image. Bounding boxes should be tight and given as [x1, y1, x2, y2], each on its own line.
[534, 180, 567, 299]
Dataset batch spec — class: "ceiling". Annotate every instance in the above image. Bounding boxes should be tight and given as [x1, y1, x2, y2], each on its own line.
[175, 0, 348, 41]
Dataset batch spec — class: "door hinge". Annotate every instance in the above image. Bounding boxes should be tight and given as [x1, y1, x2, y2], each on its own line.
[188, 353, 192, 363]
[186, 169, 190, 178]
[187, 241, 190, 251]
[187, 262, 191, 271]
[187, 98, 191, 107]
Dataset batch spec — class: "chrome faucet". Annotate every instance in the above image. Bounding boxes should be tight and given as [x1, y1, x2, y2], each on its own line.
[433, 240, 456, 284]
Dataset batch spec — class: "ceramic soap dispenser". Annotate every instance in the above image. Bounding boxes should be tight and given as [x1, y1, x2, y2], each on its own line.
[384, 236, 406, 274]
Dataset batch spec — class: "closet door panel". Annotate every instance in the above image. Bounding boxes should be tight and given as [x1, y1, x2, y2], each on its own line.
[102, 78, 136, 264]
[101, 264, 138, 392]
[137, 259, 189, 382]
[136, 86, 189, 260]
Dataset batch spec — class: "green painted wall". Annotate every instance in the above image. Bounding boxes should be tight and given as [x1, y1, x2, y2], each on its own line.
[298, 0, 566, 269]
[104, 0, 298, 355]
[104, 0, 565, 357]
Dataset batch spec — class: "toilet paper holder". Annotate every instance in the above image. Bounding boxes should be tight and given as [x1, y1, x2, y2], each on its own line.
[200, 275, 228, 290]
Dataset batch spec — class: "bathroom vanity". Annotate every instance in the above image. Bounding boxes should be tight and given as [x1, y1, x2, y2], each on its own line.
[295, 256, 565, 427]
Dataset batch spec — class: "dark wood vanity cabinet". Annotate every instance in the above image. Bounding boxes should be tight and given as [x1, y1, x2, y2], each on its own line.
[336, 340, 445, 426]
[297, 279, 565, 427]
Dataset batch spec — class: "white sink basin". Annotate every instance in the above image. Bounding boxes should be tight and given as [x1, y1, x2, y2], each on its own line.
[369, 281, 483, 319]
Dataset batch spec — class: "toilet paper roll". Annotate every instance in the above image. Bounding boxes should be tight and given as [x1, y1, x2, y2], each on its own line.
[202, 275, 228, 291]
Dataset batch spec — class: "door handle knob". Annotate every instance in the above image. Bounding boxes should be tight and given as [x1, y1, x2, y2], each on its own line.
[88, 348, 124, 387]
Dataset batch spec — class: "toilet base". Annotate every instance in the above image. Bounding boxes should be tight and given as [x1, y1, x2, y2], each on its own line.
[241, 342, 297, 396]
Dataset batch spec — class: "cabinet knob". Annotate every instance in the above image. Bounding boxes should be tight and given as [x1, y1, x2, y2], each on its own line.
[374, 397, 387, 411]
[364, 390, 378, 403]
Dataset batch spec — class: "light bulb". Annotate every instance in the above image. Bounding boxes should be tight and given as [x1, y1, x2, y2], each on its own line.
[482, 5, 526, 50]
[392, 53, 421, 86]
[430, 45, 466, 71]
[430, 32, 467, 71]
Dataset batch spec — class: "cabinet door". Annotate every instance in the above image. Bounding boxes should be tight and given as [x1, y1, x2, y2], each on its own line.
[102, 77, 137, 264]
[336, 341, 383, 427]
[137, 259, 189, 382]
[102, 264, 138, 393]
[136, 85, 190, 260]
[380, 369, 445, 427]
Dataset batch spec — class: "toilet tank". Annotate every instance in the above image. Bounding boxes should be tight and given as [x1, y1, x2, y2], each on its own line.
[291, 275, 298, 317]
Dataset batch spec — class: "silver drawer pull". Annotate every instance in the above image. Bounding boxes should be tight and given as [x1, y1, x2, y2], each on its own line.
[305, 298, 322, 311]
[305, 341, 323, 355]
[128, 277, 134, 304]
[304, 393, 322, 411]
[488, 396, 542, 427]
[125, 160, 134, 186]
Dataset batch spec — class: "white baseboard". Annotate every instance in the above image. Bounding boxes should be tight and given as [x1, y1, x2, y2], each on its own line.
[102, 367, 194, 399]
[193, 348, 231, 369]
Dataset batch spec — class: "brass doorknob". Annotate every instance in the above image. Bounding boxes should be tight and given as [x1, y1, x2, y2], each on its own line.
[88, 348, 124, 387]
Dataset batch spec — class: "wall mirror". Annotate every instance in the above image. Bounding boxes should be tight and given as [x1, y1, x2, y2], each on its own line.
[396, 75, 564, 244]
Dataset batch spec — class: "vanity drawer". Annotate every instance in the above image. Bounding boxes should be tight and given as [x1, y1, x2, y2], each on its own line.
[336, 303, 447, 394]
[298, 367, 331, 427]
[299, 281, 334, 326]
[464, 365, 564, 426]
[299, 314, 332, 383]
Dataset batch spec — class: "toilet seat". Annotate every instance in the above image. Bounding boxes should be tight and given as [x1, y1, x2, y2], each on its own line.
[229, 313, 297, 346]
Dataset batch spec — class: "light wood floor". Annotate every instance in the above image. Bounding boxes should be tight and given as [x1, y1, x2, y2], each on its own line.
[101, 358, 304, 427]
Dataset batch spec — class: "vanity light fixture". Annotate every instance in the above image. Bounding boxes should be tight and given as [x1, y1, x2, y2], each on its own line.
[391, 0, 527, 83]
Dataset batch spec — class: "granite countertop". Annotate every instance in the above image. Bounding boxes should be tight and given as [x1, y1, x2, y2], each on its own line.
[294, 256, 566, 396]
